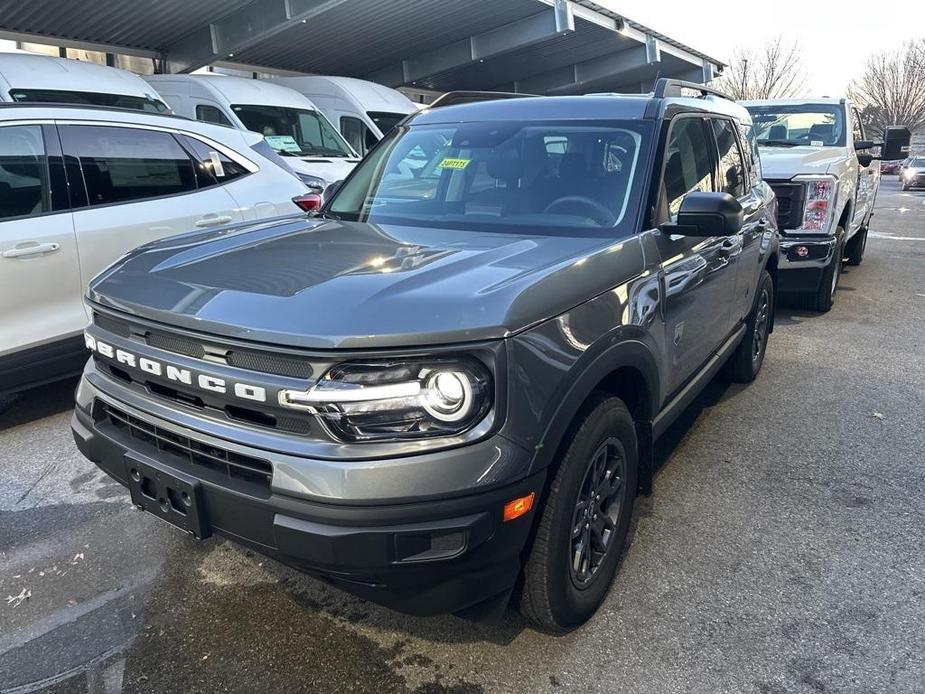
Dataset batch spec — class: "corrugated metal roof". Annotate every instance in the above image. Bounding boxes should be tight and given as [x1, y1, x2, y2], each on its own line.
[0, 0, 724, 94]
[0, 0, 253, 50]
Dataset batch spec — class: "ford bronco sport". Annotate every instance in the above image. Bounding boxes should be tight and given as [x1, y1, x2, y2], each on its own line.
[72, 80, 779, 631]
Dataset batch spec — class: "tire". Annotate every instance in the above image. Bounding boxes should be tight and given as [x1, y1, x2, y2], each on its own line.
[724, 270, 774, 383]
[797, 232, 843, 312]
[520, 395, 638, 633]
[846, 227, 867, 266]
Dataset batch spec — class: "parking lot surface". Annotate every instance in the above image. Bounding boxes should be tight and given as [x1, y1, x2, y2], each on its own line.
[1, 179, 923, 694]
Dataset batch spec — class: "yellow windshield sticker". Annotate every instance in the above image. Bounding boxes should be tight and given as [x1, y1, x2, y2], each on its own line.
[438, 157, 470, 170]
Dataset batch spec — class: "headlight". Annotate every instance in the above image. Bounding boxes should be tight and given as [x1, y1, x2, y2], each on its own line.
[794, 175, 837, 232]
[278, 358, 492, 442]
[296, 173, 326, 194]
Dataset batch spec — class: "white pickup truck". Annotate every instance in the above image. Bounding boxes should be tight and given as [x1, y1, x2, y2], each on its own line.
[742, 98, 909, 311]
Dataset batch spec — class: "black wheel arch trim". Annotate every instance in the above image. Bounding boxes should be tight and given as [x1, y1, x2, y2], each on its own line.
[527, 333, 660, 480]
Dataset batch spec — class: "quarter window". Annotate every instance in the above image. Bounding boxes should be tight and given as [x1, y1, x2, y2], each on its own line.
[663, 117, 714, 219]
[60, 125, 197, 206]
[177, 134, 249, 187]
[711, 119, 746, 197]
[0, 125, 51, 220]
[341, 116, 377, 155]
[195, 105, 234, 127]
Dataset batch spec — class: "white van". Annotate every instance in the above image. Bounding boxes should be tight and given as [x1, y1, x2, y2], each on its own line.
[277, 76, 417, 155]
[145, 74, 359, 192]
[0, 53, 169, 113]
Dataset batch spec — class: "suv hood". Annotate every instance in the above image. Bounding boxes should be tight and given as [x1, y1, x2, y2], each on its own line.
[758, 145, 848, 179]
[88, 218, 642, 349]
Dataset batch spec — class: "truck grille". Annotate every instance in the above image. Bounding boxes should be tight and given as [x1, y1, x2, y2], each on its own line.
[95, 400, 273, 491]
[768, 182, 805, 230]
[93, 312, 313, 379]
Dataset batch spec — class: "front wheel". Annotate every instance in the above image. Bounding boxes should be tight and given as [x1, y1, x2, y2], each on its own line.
[846, 227, 868, 266]
[519, 395, 637, 632]
[797, 232, 843, 312]
[724, 270, 774, 383]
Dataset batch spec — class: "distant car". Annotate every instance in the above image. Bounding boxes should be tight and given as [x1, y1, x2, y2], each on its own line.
[0, 103, 309, 394]
[880, 160, 902, 175]
[901, 157, 925, 190]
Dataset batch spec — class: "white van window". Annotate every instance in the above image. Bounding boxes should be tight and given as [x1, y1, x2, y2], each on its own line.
[341, 116, 376, 155]
[195, 105, 234, 127]
[60, 126, 197, 206]
[231, 105, 353, 158]
[10, 89, 169, 113]
[368, 112, 406, 137]
[0, 125, 50, 220]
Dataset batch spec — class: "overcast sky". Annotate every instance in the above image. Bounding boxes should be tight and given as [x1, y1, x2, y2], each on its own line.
[601, 1, 925, 95]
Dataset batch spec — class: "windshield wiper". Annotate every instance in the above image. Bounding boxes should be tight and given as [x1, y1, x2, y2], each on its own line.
[759, 139, 799, 147]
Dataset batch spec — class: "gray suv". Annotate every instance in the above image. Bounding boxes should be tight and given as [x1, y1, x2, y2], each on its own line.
[72, 80, 779, 631]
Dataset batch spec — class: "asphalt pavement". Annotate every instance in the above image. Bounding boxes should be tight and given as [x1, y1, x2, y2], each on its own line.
[1, 179, 923, 694]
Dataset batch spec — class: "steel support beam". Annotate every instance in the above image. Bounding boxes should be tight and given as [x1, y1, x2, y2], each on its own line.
[163, 0, 350, 73]
[364, 1, 575, 87]
[509, 41, 658, 95]
[673, 59, 716, 86]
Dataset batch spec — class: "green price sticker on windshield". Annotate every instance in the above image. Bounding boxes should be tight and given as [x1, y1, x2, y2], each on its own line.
[438, 157, 470, 170]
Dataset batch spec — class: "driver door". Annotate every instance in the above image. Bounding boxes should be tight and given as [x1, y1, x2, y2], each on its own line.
[653, 116, 739, 395]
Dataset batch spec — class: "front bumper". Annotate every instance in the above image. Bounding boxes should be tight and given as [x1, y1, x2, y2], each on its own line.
[72, 377, 543, 616]
[777, 235, 838, 293]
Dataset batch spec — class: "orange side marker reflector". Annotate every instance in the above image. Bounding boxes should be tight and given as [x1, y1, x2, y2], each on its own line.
[503, 492, 535, 522]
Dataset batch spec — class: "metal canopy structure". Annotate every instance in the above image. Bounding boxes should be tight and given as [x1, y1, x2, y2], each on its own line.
[0, 0, 723, 95]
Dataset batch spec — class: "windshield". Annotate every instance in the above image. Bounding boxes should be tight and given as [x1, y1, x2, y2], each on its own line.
[231, 104, 354, 158]
[909, 158, 925, 167]
[745, 104, 846, 147]
[367, 111, 406, 136]
[10, 88, 169, 113]
[328, 120, 651, 234]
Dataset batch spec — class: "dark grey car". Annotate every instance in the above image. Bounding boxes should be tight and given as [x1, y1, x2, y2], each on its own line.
[72, 80, 779, 632]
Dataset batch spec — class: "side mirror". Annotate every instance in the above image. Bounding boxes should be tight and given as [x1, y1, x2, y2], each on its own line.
[881, 126, 911, 161]
[857, 153, 874, 167]
[662, 192, 744, 237]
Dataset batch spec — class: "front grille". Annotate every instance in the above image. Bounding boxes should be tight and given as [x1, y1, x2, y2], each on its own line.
[769, 182, 805, 230]
[96, 400, 273, 491]
[93, 311, 314, 379]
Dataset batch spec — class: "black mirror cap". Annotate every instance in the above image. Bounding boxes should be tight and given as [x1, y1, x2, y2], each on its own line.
[881, 126, 911, 161]
[664, 192, 744, 237]
[323, 180, 344, 200]
[857, 153, 875, 168]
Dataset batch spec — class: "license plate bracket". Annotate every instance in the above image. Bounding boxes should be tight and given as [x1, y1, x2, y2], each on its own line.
[124, 454, 210, 539]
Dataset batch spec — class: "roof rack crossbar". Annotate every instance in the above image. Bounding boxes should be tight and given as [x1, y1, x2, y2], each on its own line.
[652, 78, 732, 102]
[427, 90, 539, 109]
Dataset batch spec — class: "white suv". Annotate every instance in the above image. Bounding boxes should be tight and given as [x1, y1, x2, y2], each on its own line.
[0, 104, 309, 393]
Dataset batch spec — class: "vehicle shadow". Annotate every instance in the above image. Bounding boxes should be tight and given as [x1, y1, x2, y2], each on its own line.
[0, 376, 79, 432]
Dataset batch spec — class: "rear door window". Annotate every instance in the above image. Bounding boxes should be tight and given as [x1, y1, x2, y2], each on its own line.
[60, 125, 197, 206]
[0, 124, 51, 220]
[710, 119, 747, 197]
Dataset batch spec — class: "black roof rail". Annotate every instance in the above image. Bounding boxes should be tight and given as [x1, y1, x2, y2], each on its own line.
[427, 90, 538, 109]
[652, 78, 733, 102]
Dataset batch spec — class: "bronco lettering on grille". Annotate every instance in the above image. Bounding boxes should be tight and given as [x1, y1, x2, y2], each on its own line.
[85, 333, 267, 403]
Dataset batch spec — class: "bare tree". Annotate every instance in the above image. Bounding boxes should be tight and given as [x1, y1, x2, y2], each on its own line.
[848, 40, 925, 138]
[713, 37, 808, 100]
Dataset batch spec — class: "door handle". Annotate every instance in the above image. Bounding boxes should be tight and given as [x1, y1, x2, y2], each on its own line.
[194, 215, 233, 228]
[1, 242, 61, 259]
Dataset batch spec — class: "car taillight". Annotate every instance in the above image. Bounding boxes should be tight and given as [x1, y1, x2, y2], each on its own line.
[799, 178, 835, 231]
[292, 193, 322, 212]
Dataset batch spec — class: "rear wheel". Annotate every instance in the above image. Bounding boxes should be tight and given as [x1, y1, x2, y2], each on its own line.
[520, 395, 637, 632]
[846, 227, 868, 266]
[797, 231, 843, 312]
[724, 270, 774, 383]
